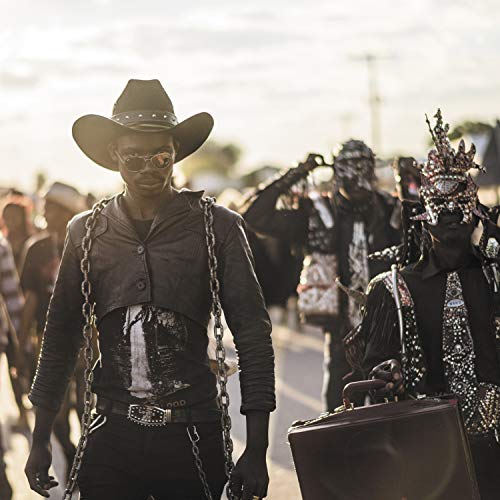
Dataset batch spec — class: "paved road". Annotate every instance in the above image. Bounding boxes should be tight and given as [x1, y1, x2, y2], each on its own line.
[0, 323, 325, 499]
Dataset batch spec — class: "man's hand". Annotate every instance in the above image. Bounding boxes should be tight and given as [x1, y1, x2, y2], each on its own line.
[25, 440, 58, 497]
[296, 153, 327, 175]
[26, 408, 59, 497]
[230, 410, 270, 499]
[230, 447, 269, 500]
[369, 359, 404, 396]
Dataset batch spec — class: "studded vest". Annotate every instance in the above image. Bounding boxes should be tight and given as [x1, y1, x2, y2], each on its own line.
[372, 269, 500, 436]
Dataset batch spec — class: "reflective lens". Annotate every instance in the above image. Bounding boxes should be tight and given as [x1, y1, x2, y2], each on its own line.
[119, 151, 173, 172]
[150, 152, 173, 169]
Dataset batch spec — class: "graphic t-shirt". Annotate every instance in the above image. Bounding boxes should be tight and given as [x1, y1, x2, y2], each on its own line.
[93, 304, 218, 409]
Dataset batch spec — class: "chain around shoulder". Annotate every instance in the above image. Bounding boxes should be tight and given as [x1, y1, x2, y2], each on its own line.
[200, 197, 236, 499]
[63, 197, 112, 499]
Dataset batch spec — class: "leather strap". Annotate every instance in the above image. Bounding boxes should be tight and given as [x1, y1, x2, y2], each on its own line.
[96, 397, 221, 424]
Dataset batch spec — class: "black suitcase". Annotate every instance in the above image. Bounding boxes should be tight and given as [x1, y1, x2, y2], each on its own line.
[288, 380, 480, 500]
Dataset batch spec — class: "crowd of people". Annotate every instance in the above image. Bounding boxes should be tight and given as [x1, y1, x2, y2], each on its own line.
[0, 183, 92, 499]
[0, 78, 498, 500]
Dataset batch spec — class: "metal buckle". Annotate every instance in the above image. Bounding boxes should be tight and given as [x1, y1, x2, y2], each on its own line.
[127, 404, 172, 426]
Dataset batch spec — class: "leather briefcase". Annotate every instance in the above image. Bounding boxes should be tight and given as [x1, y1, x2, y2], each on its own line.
[288, 380, 480, 500]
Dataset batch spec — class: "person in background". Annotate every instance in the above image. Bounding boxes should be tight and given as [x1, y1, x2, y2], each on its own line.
[0, 234, 24, 499]
[19, 182, 88, 474]
[1, 193, 33, 431]
[392, 156, 421, 202]
[219, 188, 301, 325]
[245, 141, 401, 411]
[2, 193, 34, 270]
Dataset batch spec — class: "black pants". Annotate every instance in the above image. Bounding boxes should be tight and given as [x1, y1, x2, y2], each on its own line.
[323, 331, 351, 411]
[470, 435, 500, 500]
[78, 414, 227, 500]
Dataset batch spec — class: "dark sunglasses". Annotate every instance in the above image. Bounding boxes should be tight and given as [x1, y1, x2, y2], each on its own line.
[115, 150, 174, 172]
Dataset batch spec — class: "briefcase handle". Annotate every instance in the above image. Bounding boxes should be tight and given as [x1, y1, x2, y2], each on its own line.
[342, 379, 386, 409]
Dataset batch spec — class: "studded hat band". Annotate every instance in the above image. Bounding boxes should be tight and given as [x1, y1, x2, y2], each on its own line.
[111, 110, 178, 131]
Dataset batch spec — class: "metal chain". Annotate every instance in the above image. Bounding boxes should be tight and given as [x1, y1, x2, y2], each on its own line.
[63, 197, 111, 500]
[201, 197, 236, 500]
[187, 426, 214, 500]
[63, 196, 233, 499]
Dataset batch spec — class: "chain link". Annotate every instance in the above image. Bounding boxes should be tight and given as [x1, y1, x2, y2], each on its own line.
[63, 197, 111, 499]
[201, 197, 236, 500]
[187, 426, 214, 500]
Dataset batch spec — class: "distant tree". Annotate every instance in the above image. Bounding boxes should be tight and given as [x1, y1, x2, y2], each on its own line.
[426, 120, 493, 147]
[448, 121, 493, 141]
[181, 140, 242, 179]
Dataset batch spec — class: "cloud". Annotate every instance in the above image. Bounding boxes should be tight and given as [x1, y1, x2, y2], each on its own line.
[0, 69, 41, 89]
[1, 0, 500, 194]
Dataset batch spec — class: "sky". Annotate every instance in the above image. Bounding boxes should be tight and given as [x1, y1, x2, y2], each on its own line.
[1, 0, 500, 193]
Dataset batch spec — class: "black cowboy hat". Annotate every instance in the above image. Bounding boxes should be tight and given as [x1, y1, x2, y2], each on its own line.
[72, 79, 214, 171]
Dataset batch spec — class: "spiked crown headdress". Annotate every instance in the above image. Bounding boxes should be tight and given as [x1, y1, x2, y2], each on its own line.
[413, 109, 484, 225]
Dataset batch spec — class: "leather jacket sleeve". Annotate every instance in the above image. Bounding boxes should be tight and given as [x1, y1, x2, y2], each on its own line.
[29, 229, 85, 412]
[218, 216, 276, 414]
[360, 280, 401, 378]
[244, 164, 310, 243]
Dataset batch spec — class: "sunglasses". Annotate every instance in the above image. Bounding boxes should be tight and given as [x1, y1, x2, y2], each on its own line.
[115, 150, 174, 173]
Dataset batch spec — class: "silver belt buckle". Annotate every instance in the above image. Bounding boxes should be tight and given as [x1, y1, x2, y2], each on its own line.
[127, 404, 172, 426]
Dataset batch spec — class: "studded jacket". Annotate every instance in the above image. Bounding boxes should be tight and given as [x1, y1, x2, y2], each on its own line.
[360, 250, 500, 435]
[244, 163, 401, 330]
[29, 190, 276, 415]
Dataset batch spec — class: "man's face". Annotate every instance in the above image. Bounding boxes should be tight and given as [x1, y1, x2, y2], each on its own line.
[426, 210, 476, 248]
[44, 201, 75, 233]
[111, 132, 176, 199]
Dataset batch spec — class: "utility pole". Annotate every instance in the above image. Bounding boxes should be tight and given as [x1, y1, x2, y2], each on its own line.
[350, 53, 383, 153]
[365, 54, 381, 153]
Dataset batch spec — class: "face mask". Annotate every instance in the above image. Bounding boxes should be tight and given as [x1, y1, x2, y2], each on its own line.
[334, 157, 375, 192]
[334, 139, 376, 192]
[413, 174, 481, 226]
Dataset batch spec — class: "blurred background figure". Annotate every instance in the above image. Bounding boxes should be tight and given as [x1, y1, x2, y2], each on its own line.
[1, 193, 34, 433]
[18, 181, 88, 476]
[219, 187, 301, 326]
[1, 193, 34, 270]
[392, 156, 422, 202]
[0, 233, 24, 500]
[245, 140, 402, 411]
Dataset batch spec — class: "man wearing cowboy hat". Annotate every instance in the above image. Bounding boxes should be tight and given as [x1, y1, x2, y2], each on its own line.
[25, 79, 275, 500]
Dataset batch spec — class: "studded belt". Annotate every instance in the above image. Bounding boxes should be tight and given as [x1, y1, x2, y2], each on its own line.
[96, 397, 221, 427]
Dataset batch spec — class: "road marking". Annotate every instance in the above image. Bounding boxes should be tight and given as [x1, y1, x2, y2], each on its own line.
[276, 378, 323, 413]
